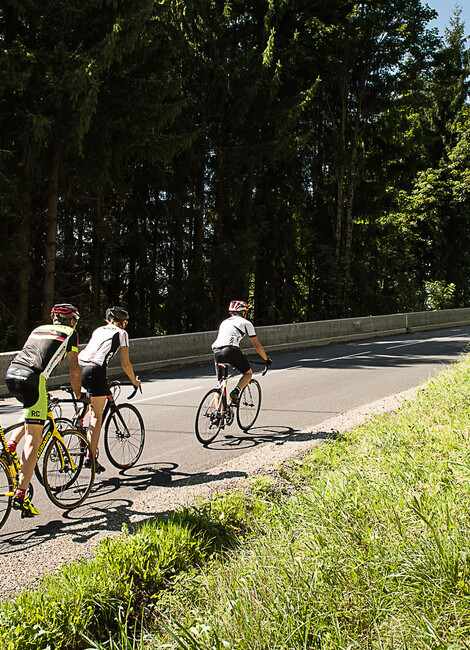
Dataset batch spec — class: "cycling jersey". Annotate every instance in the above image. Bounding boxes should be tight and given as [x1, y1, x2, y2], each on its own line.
[10, 324, 78, 379]
[78, 324, 129, 367]
[212, 316, 256, 349]
[6, 324, 78, 423]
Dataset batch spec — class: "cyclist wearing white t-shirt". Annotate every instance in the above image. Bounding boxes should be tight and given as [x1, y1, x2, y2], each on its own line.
[212, 300, 271, 405]
[79, 306, 141, 472]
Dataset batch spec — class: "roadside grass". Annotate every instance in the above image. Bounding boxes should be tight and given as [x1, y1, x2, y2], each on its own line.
[3, 353, 470, 648]
[130, 353, 470, 649]
[0, 494, 264, 650]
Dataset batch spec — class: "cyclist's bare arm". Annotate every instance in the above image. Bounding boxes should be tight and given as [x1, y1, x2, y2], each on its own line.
[250, 336, 268, 361]
[68, 351, 82, 398]
[120, 346, 141, 388]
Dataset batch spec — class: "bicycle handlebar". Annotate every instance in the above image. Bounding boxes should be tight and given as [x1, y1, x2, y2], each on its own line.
[107, 378, 142, 400]
[60, 378, 142, 402]
[250, 359, 271, 376]
[128, 378, 142, 400]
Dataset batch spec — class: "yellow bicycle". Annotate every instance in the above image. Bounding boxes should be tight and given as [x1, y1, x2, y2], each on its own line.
[0, 408, 95, 528]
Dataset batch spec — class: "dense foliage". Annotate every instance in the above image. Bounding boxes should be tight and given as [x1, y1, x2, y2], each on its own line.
[0, 0, 469, 347]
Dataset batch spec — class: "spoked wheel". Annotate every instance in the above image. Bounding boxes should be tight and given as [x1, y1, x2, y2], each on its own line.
[104, 404, 145, 469]
[0, 458, 13, 530]
[42, 429, 95, 509]
[35, 417, 75, 486]
[236, 379, 262, 431]
[195, 388, 223, 445]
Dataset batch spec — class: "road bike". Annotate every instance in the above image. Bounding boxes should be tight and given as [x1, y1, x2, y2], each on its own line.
[195, 361, 268, 445]
[0, 409, 96, 528]
[52, 380, 145, 469]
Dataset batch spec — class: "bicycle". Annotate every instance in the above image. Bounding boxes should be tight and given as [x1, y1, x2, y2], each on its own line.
[0, 408, 95, 528]
[195, 360, 268, 445]
[52, 380, 145, 469]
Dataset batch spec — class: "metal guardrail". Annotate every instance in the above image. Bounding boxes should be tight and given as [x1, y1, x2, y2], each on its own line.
[1, 308, 470, 396]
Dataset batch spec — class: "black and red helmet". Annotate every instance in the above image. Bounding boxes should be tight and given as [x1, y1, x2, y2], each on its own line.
[50, 303, 80, 324]
[228, 300, 249, 313]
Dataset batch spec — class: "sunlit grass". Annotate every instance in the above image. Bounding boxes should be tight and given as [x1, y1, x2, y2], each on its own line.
[144, 353, 470, 649]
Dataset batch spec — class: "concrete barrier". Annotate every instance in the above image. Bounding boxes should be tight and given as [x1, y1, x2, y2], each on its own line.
[1, 308, 470, 396]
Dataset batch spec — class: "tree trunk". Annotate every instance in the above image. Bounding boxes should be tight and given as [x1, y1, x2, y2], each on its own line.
[90, 194, 104, 318]
[16, 177, 32, 346]
[42, 134, 60, 319]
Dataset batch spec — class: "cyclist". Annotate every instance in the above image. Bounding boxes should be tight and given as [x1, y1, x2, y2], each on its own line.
[5, 304, 82, 517]
[212, 300, 271, 405]
[78, 306, 141, 473]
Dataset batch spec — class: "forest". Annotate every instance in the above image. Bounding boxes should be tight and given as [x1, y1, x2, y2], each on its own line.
[1, 0, 469, 349]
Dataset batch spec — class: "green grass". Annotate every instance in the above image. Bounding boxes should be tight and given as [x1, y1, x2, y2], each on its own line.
[4, 353, 470, 649]
[144, 353, 470, 649]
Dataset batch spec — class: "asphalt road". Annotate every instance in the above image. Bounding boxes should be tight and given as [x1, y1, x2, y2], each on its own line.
[0, 325, 469, 537]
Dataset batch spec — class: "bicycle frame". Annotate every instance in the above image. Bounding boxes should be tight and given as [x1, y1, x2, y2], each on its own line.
[57, 382, 136, 438]
[213, 363, 235, 427]
[0, 412, 79, 485]
[0, 423, 17, 475]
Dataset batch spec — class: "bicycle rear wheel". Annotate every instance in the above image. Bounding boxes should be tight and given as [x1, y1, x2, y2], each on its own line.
[42, 430, 95, 509]
[104, 404, 145, 469]
[195, 388, 223, 444]
[236, 379, 262, 431]
[0, 458, 13, 529]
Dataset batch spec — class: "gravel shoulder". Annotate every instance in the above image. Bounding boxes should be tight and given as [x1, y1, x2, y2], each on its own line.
[0, 387, 419, 598]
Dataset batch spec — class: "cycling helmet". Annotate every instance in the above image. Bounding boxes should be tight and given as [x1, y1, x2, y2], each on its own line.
[228, 300, 249, 313]
[106, 306, 129, 323]
[50, 303, 80, 324]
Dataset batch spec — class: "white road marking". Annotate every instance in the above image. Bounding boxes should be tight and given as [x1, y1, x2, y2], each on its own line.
[321, 352, 371, 363]
[133, 386, 203, 404]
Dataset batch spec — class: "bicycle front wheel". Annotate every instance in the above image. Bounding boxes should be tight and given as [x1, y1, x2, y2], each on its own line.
[42, 430, 95, 509]
[0, 458, 13, 530]
[34, 417, 76, 486]
[104, 404, 145, 469]
[195, 388, 223, 445]
[236, 379, 262, 431]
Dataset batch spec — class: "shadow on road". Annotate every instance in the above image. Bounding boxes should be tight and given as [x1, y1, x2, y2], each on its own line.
[0, 462, 248, 554]
[0, 418, 345, 555]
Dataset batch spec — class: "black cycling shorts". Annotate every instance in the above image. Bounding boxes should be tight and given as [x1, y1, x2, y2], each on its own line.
[80, 362, 108, 397]
[213, 346, 251, 381]
[5, 365, 47, 424]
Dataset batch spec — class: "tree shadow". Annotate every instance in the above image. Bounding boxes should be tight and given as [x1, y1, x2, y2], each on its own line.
[0, 462, 247, 554]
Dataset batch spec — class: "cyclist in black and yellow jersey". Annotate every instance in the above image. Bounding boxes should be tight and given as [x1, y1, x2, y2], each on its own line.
[5, 304, 82, 517]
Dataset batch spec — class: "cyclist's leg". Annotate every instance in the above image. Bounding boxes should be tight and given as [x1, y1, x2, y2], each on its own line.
[214, 346, 252, 404]
[80, 362, 108, 465]
[5, 368, 44, 515]
[18, 375, 47, 492]
[5, 369, 28, 453]
[86, 395, 107, 457]
[6, 424, 25, 451]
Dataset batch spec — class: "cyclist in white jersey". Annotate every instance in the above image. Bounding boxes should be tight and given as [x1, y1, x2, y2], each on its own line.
[212, 300, 271, 404]
[78, 306, 141, 472]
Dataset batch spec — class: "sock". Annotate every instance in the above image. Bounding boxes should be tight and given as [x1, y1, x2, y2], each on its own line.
[7, 441, 17, 453]
[15, 488, 26, 501]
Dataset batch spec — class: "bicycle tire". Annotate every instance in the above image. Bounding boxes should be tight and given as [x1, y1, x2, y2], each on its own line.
[35, 417, 77, 486]
[104, 403, 145, 469]
[42, 429, 95, 509]
[236, 379, 262, 431]
[0, 458, 13, 530]
[55, 417, 75, 432]
[195, 388, 223, 445]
